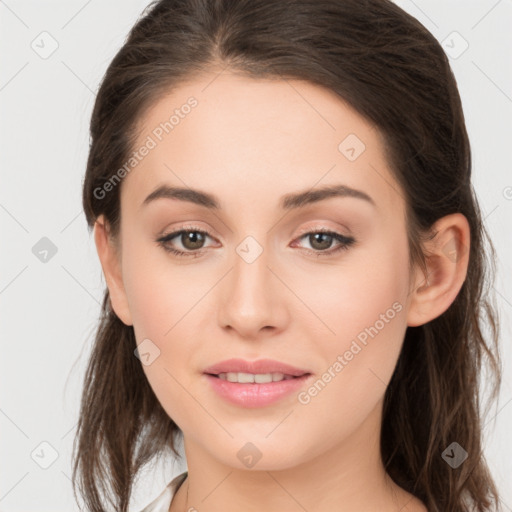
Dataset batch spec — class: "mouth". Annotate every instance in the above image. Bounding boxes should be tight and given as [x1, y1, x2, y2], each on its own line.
[205, 371, 309, 383]
[202, 358, 313, 407]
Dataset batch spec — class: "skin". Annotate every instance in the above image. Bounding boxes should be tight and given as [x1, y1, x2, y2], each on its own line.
[94, 70, 470, 512]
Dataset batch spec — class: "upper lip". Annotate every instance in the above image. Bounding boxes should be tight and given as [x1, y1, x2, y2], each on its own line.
[203, 358, 311, 377]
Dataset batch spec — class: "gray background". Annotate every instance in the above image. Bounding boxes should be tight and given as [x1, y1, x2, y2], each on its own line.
[1, 0, 511, 510]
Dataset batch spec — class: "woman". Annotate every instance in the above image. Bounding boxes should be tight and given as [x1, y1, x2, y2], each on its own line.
[72, 0, 503, 511]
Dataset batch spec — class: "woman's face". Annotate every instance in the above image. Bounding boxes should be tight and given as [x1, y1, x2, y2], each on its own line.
[111, 71, 418, 470]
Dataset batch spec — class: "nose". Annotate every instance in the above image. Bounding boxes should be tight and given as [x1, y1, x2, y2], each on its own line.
[217, 242, 289, 340]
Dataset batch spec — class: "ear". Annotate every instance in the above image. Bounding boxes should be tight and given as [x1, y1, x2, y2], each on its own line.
[407, 213, 470, 327]
[93, 215, 133, 326]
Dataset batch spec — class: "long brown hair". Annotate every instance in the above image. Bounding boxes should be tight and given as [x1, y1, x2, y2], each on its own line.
[73, 0, 503, 510]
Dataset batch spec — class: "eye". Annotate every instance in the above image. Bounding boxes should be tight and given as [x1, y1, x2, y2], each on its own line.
[292, 228, 356, 257]
[156, 226, 216, 258]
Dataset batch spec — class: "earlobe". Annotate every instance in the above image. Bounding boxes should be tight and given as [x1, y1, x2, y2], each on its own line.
[406, 213, 470, 327]
[93, 215, 133, 326]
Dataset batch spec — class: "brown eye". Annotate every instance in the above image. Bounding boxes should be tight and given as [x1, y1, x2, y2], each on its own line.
[294, 229, 356, 257]
[156, 228, 214, 257]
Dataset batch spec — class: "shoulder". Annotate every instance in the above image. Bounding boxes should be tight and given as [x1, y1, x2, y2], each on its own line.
[139, 471, 188, 512]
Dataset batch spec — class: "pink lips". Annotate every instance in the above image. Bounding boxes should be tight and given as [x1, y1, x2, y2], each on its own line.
[203, 358, 311, 377]
[203, 358, 313, 408]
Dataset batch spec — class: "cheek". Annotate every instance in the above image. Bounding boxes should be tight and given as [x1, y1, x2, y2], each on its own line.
[120, 242, 211, 424]
[290, 225, 410, 352]
[298, 234, 410, 425]
[121, 231, 203, 339]
[124, 263, 201, 366]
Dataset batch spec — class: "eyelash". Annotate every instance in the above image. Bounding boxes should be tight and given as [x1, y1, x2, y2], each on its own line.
[156, 225, 356, 259]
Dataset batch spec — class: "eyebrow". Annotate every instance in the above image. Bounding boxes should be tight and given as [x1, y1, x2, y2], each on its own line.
[141, 183, 375, 210]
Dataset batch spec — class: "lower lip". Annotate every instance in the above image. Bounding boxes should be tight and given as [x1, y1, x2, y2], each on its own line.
[204, 374, 312, 408]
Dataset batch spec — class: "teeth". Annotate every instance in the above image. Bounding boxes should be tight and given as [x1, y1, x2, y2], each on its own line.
[217, 372, 295, 383]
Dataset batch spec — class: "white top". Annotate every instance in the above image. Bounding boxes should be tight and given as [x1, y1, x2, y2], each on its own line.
[139, 471, 188, 512]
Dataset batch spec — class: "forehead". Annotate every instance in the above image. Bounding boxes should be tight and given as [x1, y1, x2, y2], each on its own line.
[122, 72, 404, 216]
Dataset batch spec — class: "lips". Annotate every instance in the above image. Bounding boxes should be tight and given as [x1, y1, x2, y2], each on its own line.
[203, 358, 311, 378]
